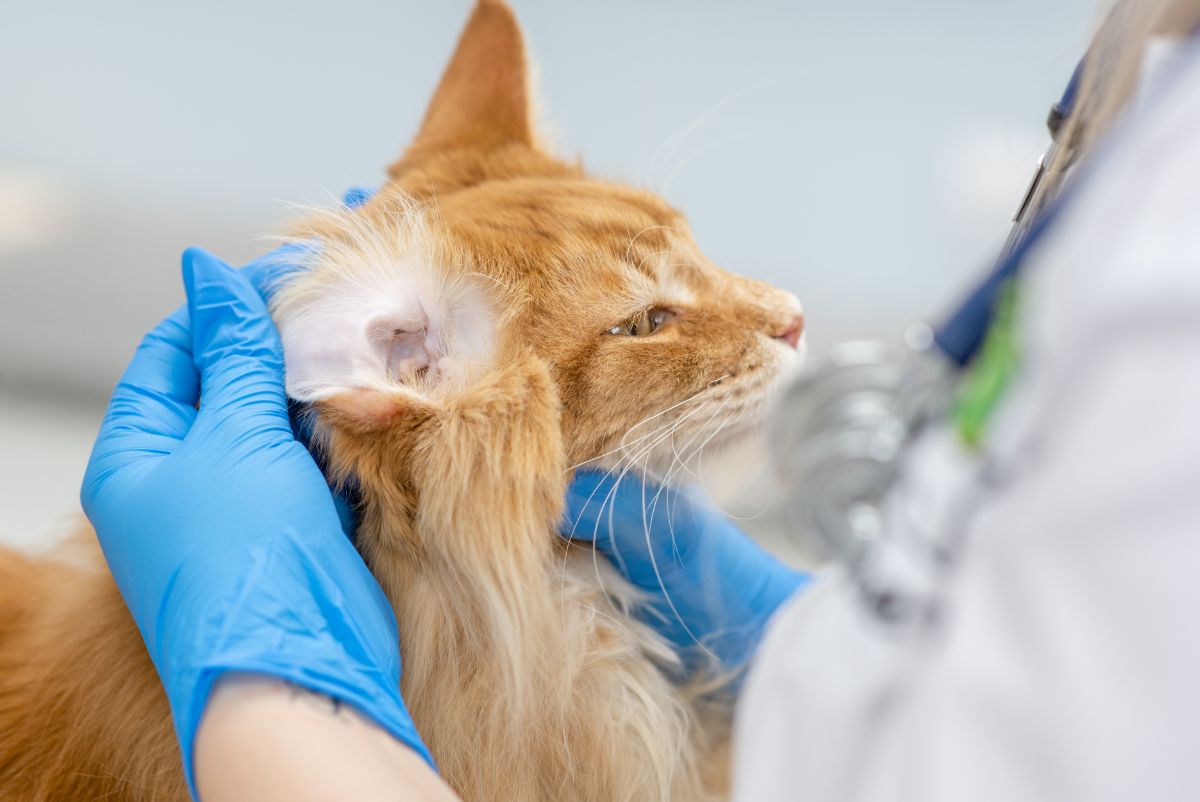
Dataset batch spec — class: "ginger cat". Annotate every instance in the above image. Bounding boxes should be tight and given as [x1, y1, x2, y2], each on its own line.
[0, 2, 803, 800]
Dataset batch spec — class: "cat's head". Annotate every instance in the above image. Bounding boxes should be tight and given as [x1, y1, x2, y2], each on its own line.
[274, 0, 803, 478]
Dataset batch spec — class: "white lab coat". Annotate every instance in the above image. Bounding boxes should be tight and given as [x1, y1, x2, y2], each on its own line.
[734, 39, 1200, 802]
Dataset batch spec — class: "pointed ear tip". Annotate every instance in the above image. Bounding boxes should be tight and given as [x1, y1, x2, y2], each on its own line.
[461, 0, 527, 59]
[474, 0, 517, 17]
[388, 0, 536, 176]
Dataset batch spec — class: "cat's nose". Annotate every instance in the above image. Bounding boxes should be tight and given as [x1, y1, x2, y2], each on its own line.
[773, 313, 804, 349]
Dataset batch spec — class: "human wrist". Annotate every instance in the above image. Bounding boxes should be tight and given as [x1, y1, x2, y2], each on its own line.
[149, 526, 434, 798]
[175, 634, 434, 800]
[196, 675, 455, 802]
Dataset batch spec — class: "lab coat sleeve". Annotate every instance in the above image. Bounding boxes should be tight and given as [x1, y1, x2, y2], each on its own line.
[734, 49, 1200, 802]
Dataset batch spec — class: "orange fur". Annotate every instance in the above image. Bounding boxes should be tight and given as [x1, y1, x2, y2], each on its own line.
[0, 538, 185, 800]
[0, 2, 801, 800]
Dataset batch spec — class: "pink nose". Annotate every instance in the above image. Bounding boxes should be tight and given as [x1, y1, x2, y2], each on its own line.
[773, 314, 804, 349]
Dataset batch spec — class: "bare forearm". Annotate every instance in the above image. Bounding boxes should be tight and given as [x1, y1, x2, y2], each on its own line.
[195, 675, 459, 802]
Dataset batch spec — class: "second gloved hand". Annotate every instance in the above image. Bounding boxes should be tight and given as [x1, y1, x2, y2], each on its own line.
[563, 470, 810, 676]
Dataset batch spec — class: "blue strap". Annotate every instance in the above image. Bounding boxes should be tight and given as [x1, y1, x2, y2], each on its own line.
[933, 199, 1064, 366]
[932, 61, 1083, 367]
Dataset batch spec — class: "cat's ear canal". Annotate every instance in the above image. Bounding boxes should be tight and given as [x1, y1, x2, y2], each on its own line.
[391, 0, 540, 175]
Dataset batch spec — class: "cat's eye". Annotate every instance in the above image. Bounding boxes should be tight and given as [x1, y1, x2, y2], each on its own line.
[606, 307, 675, 337]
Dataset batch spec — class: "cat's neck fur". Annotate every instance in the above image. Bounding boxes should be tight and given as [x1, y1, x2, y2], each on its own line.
[317, 353, 720, 801]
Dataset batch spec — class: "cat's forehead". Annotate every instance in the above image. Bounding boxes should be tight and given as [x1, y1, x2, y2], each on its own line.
[430, 176, 716, 303]
[333, 177, 720, 324]
[435, 178, 688, 265]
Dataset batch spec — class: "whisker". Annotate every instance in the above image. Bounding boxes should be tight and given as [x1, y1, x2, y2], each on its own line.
[695, 414, 776, 523]
[637, 470, 723, 667]
[649, 398, 732, 550]
[591, 407, 699, 577]
[590, 384, 732, 578]
[648, 86, 754, 187]
[620, 382, 721, 443]
[622, 398, 734, 665]
[574, 401, 700, 473]
[565, 380, 721, 473]
[561, 374, 750, 669]
[565, 403, 696, 602]
[655, 395, 734, 482]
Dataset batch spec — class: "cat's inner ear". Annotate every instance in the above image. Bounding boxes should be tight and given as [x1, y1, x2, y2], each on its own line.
[391, 0, 538, 175]
[276, 268, 496, 406]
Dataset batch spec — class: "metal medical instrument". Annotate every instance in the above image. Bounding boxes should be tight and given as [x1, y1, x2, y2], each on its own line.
[767, 62, 1085, 616]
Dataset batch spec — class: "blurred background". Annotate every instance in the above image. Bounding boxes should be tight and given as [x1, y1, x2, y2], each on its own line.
[1, 0, 1097, 551]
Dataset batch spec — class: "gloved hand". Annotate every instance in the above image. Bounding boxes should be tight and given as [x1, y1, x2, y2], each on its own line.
[563, 470, 810, 675]
[238, 185, 378, 538]
[81, 245, 432, 800]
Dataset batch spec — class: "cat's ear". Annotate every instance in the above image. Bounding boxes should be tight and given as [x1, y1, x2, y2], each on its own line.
[390, 0, 538, 176]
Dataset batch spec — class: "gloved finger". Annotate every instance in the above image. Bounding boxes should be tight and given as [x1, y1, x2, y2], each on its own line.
[564, 469, 671, 529]
[342, 185, 376, 208]
[563, 469, 672, 584]
[97, 304, 200, 444]
[240, 188, 373, 304]
[288, 397, 360, 538]
[182, 247, 290, 428]
[240, 240, 320, 305]
[561, 469, 609, 541]
[563, 470, 704, 565]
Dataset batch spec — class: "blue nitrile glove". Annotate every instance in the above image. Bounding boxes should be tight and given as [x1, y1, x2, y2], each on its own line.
[81, 244, 432, 801]
[563, 470, 810, 674]
[238, 184, 378, 538]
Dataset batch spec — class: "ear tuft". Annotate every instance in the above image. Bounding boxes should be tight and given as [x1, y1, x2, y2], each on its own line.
[391, 0, 535, 175]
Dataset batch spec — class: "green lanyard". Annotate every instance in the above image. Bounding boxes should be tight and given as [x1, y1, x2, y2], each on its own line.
[953, 279, 1022, 450]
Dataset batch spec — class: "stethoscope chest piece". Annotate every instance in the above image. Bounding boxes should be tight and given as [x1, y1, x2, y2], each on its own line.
[768, 329, 957, 572]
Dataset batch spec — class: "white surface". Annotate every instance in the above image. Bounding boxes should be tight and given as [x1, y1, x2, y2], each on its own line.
[735, 38, 1200, 802]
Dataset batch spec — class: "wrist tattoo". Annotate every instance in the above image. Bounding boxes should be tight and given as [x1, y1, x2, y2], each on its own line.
[285, 683, 348, 720]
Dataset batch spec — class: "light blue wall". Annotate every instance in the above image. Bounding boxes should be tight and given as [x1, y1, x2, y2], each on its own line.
[0, 0, 1098, 398]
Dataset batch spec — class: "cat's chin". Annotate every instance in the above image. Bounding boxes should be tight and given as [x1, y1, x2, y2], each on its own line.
[633, 416, 764, 485]
[643, 355, 803, 484]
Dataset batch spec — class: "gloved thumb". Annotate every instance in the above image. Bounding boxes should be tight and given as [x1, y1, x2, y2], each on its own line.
[182, 246, 288, 423]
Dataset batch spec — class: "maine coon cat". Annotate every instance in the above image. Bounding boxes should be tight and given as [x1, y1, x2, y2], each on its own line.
[0, 2, 804, 799]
